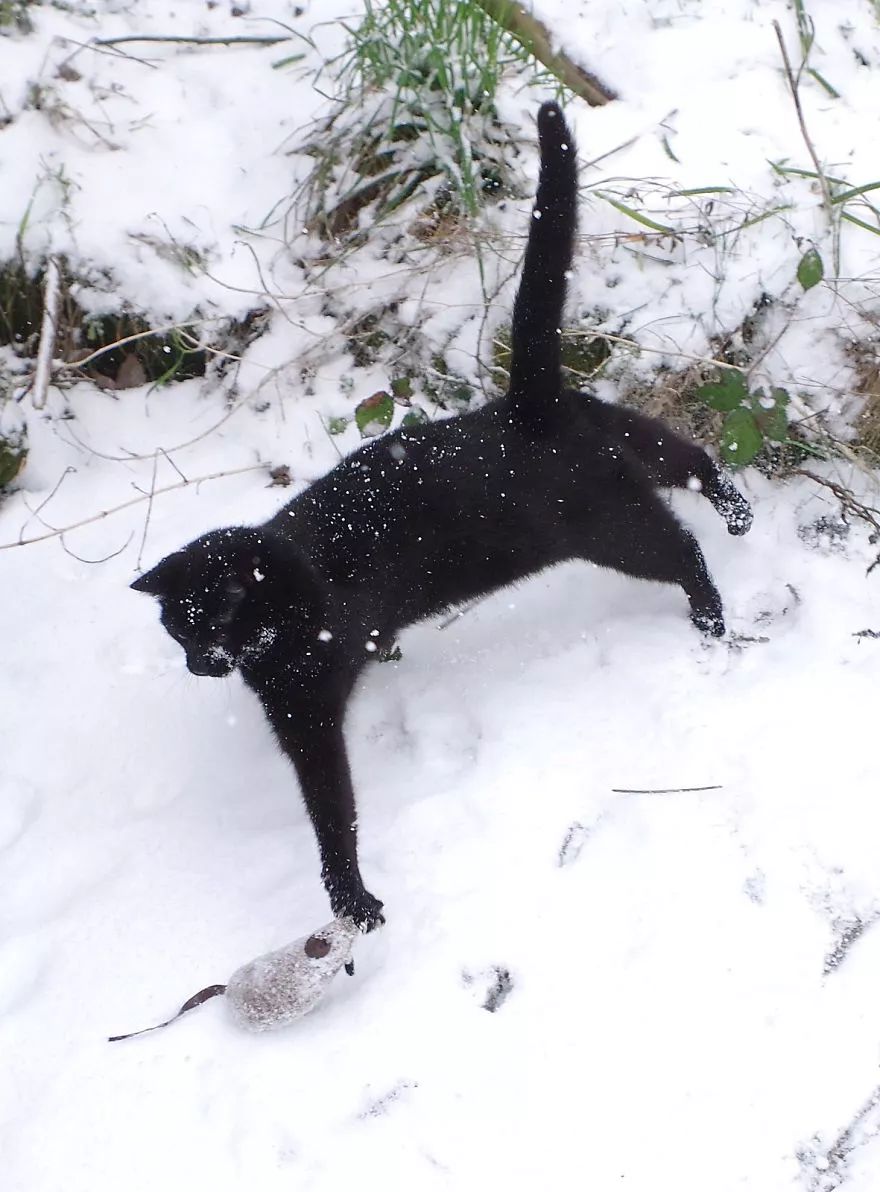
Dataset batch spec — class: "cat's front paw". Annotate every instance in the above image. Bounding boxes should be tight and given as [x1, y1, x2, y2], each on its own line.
[723, 499, 753, 536]
[333, 886, 385, 933]
[691, 608, 725, 637]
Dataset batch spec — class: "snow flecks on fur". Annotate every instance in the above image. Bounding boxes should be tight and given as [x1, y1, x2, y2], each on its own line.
[2, 2, 880, 1191]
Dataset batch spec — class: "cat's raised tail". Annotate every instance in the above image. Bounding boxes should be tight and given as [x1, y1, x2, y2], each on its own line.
[506, 101, 578, 428]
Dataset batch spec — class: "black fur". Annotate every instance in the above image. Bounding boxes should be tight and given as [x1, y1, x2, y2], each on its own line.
[132, 103, 752, 931]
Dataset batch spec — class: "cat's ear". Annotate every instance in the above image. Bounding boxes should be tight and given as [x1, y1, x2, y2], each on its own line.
[130, 553, 181, 597]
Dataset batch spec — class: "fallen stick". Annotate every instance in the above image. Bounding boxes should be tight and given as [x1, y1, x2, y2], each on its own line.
[612, 785, 723, 795]
[32, 256, 61, 411]
[95, 34, 291, 49]
[474, 0, 617, 106]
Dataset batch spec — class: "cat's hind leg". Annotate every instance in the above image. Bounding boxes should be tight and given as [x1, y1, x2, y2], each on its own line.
[581, 395, 753, 536]
[578, 484, 726, 637]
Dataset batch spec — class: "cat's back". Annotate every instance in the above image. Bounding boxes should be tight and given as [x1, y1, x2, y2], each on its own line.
[269, 391, 624, 543]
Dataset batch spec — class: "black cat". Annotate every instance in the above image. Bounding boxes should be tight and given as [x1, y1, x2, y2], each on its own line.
[132, 103, 751, 931]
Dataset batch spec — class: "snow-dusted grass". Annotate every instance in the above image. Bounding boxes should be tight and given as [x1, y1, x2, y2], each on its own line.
[2, 1, 880, 437]
[3, 2, 880, 1190]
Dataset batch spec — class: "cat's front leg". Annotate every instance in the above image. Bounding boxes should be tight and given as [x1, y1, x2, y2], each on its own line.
[261, 693, 385, 932]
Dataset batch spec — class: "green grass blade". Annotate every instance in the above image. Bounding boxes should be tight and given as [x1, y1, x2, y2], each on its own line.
[830, 180, 880, 205]
[806, 68, 840, 99]
[769, 163, 850, 186]
[596, 193, 675, 235]
[668, 186, 734, 197]
[840, 210, 880, 236]
[271, 52, 306, 69]
[717, 205, 793, 236]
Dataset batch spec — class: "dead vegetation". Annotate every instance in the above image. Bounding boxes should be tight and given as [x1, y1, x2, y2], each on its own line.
[0, 258, 210, 388]
[851, 342, 880, 463]
[0, 256, 274, 398]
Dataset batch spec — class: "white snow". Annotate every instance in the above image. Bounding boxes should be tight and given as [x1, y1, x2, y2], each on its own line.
[2, 2, 880, 1190]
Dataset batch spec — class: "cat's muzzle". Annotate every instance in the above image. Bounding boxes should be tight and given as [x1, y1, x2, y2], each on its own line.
[186, 649, 235, 678]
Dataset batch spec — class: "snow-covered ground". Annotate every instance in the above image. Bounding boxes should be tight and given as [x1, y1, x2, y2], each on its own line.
[2, 2, 880, 1189]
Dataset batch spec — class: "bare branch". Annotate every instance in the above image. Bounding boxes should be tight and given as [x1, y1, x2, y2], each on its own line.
[136, 451, 160, 571]
[24, 465, 76, 527]
[1, 464, 269, 553]
[59, 532, 134, 565]
[93, 34, 291, 49]
[772, 21, 833, 214]
[473, 0, 617, 106]
[794, 468, 880, 573]
[64, 316, 220, 372]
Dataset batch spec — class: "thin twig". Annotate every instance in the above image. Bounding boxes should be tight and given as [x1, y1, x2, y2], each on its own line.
[24, 465, 75, 526]
[793, 469, 880, 523]
[493, 329, 749, 377]
[59, 532, 134, 565]
[56, 367, 290, 464]
[772, 21, 833, 214]
[136, 451, 160, 571]
[93, 35, 291, 49]
[793, 468, 880, 572]
[59, 36, 159, 71]
[158, 448, 189, 484]
[19, 478, 134, 563]
[62, 317, 221, 371]
[233, 239, 294, 325]
[318, 417, 344, 461]
[611, 785, 723, 795]
[0, 464, 267, 552]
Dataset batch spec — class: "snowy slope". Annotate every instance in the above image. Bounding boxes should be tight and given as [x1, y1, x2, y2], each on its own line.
[2, 2, 880, 1190]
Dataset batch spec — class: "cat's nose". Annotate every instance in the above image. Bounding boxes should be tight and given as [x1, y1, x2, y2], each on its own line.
[186, 652, 232, 678]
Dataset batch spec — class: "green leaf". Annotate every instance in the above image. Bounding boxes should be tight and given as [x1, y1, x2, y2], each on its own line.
[401, 405, 428, 427]
[0, 438, 27, 488]
[327, 416, 349, 436]
[355, 390, 394, 436]
[695, 371, 748, 412]
[752, 388, 789, 444]
[720, 408, 763, 467]
[390, 376, 413, 399]
[797, 247, 824, 291]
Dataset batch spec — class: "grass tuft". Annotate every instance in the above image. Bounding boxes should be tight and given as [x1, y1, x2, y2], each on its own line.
[299, 0, 559, 248]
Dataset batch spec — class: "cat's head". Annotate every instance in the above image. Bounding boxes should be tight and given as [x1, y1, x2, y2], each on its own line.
[131, 526, 324, 678]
